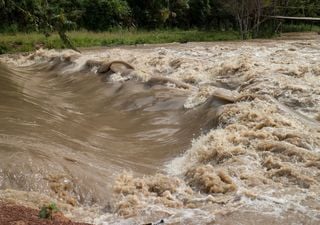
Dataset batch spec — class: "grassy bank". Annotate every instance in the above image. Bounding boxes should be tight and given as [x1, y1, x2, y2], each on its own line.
[282, 24, 320, 33]
[0, 30, 239, 54]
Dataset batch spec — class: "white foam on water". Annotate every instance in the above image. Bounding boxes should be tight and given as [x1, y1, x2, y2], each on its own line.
[1, 37, 320, 224]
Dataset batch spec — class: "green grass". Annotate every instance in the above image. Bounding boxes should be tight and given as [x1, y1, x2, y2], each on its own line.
[281, 24, 320, 33]
[0, 30, 239, 54]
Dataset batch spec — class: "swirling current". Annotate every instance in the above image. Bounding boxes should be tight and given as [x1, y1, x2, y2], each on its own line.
[1, 35, 320, 224]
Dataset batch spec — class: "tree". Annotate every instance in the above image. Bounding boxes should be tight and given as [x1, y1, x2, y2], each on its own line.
[167, 0, 190, 28]
[127, 0, 169, 28]
[189, 0, 211, 28]
[81, 0, 131, 31]
[2, 0, 80, 51]
[222, 0, 274, 39]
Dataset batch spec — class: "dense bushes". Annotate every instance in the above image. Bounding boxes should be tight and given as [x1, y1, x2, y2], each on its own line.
[0, 0, 235, 32]
[81, 0, 131, 31]
[0, 0, 319, 34]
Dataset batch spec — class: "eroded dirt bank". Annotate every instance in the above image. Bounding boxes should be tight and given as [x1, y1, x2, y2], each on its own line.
[0, 202, 91, 225]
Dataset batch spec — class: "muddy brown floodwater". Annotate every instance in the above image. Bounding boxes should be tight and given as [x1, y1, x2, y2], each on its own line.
[1, 33, 320, 224]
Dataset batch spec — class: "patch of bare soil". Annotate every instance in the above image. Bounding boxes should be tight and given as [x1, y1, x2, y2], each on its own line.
[0, 202, 92, 225]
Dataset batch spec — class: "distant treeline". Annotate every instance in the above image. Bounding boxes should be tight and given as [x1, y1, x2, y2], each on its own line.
[1, 0, 320, 37]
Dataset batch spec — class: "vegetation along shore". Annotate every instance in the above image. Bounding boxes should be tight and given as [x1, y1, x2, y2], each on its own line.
[1, 0, 320, 54]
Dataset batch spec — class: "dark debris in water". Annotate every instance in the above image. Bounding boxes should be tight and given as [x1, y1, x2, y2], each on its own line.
[143, 219, 165, 225]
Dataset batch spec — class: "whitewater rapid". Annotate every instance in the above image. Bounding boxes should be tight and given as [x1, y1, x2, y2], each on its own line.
[1, 36, 320, 224]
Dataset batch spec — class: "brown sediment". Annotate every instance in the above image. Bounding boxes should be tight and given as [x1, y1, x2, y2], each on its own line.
[263, 156, 316, 188]
[316, 113, 320, 121]
[97, 60, 134, 73]
[1, 38, 320, 224]
[0, 202, 91, 225]
[85, 59, 103, 68]
[45, 175, 78, 206]
[306, 160, 320, 169]
[209, 88, 239, 102]
[257, 140, 317, 162]
[112, 173, 195, 217]
[214, 206, 320, 225]
[146, 76, 192, 89]
[186, 165, 236, 194]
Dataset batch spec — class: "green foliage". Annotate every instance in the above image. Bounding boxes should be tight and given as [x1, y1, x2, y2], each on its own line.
[282, 23, 320, 32]
[167, 0, 190, 27]
[126, 0, 170, 28]
[189, 0, 211, 27]
[285, 0, 320, 17]
[81, 0, 131, 31]
[0, 0, 81, 51]
[0, 43, 8, 54]
[0, 30, 239, 54]
[39, 202, 59, 220]
[0, 0, 319, 44]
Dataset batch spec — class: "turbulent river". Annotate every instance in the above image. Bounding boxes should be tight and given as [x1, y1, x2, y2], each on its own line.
[1, 35, 320, 224]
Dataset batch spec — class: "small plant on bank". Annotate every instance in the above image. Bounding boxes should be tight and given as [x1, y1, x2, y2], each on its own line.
[39, 202, 59, 219]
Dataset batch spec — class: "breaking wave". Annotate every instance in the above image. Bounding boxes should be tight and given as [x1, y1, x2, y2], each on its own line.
[1, 38, 320, 224]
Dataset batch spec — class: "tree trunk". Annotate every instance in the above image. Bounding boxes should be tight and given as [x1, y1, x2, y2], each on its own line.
[58, 31, 81, 53]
